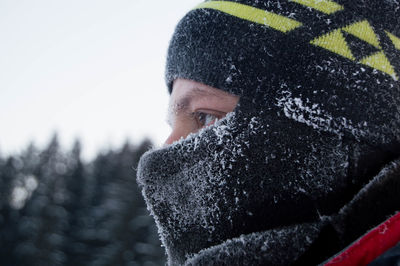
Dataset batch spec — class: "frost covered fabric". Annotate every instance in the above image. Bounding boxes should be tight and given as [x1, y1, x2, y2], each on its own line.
[137, 125, 400, 264]
[137, 0, 400, 265]
[137, 103, 399, 264]
[185, 222, 322, 265]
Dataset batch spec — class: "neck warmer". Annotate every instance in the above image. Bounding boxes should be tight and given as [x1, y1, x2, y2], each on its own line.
[182, 158, 400, 265]
[137, 0, 400, 265]
[137, 104, 397, 264]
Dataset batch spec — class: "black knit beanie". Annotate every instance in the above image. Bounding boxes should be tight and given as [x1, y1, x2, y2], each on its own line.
[138, 1, 400, 265]
[166, 0, 400, 148]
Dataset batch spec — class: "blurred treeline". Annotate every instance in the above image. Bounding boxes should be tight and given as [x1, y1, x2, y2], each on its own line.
[0, 135, 165, 266]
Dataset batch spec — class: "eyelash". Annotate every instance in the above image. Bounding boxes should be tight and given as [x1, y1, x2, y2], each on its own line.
[193, 111, 220, 128]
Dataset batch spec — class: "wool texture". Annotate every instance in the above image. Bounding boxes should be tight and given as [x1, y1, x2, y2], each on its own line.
[137, 0, 400, 265]
[166, 0, 400, 147]
[185, 159, 400, 265]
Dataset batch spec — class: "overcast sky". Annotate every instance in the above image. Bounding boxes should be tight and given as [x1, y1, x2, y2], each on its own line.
[0, 0, 200, 159]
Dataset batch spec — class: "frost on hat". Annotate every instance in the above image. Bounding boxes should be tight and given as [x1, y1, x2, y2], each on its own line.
[138, 0, 400, 265]
[166, 0, 400, 148]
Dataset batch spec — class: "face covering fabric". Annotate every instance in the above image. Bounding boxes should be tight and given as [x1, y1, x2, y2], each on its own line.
[137, 98, 372, 265]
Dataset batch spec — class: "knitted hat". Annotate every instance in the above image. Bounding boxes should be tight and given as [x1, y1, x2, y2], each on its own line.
[166, 0, 400, 148]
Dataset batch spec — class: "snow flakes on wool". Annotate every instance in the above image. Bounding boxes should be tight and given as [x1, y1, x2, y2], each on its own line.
[137, 102, 356, 265]
[275, 89, 369, 140]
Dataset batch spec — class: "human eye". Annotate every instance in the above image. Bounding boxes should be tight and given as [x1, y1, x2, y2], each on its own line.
[193, 111, 221, 128]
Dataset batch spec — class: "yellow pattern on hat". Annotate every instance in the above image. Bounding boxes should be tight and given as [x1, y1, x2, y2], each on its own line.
[310, 29, 355, 60]
[193, 1, 398, 81]
[386, 31, 400, 50]
[343, 20, 381, 48]
[311, 20, 398, 80]
[360, 51, 398, 80]
[194, 1, 302, 33]
[290, 0, 343, 15]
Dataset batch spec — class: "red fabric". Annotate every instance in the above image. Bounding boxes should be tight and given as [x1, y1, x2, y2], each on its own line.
[325, 212, 400, 266]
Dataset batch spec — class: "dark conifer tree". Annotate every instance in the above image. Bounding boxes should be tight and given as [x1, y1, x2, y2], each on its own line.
[15, 135, 68, 266]
[90, 139, 164, 266]
[0, 136, 165, 266]
[63, 140, 91, 265]
[0, 156, 19, 266]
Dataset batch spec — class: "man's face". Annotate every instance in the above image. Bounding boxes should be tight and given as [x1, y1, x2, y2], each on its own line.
[165, 78, 239, 145]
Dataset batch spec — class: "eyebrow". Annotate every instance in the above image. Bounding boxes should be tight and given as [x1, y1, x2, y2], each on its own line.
[166, 87, 225, 127]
